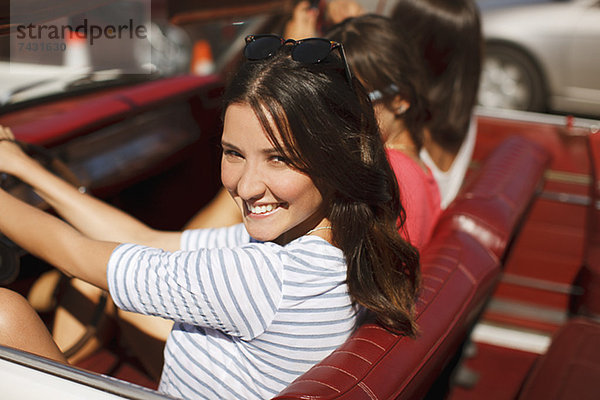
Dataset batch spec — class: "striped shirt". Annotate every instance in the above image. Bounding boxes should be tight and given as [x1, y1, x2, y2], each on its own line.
[107, 224, 357, 400]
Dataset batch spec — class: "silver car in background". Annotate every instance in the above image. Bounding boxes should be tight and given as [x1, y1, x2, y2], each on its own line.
[478, 0, 600, 117]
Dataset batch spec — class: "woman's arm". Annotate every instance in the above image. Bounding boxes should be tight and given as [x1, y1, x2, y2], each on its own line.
[0, 188, 115, 290]
[0, 126, 181, 251]
[283, 1, 319, 40]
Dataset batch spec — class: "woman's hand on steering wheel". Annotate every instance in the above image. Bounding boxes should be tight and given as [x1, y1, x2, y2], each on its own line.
[0, 125, 84, 191]
[0, 125, 31, 179]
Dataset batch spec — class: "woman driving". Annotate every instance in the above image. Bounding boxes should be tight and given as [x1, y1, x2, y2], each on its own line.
[0, 34, 419, 399]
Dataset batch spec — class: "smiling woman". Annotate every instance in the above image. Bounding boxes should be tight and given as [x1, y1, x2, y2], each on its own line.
[0, 33, 419, 400]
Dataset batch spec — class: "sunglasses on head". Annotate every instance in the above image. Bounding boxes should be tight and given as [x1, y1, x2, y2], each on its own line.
[244, 34, 353, 88]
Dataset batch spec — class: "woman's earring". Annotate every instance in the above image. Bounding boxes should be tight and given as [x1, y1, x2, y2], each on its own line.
[396, 104, 408, 116]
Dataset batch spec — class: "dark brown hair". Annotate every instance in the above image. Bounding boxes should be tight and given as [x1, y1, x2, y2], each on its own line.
[392, 0, 483, 153]
[326, 14, 430, 150]
[223, 45, 420, 336]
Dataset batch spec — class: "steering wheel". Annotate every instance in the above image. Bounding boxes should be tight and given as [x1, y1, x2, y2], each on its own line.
[0, 140, 85, 285]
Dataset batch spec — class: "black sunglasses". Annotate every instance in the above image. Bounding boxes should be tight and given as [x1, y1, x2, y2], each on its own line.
[244, 34, 353, 88]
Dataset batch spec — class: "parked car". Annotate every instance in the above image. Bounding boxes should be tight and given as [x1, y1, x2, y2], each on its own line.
[1, 1, 600, 399]
[478, 0, 600, 117]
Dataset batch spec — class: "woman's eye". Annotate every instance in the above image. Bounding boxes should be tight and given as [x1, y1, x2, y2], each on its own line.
[223, 149, 242, 158]
[270, 155, 289, 164]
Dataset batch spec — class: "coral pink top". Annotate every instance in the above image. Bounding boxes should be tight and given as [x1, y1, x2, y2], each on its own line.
[386, 149, 442, 249]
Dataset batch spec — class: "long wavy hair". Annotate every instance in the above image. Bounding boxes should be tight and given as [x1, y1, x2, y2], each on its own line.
[222, 45, 420, 336]
[392, 0, 483, 153]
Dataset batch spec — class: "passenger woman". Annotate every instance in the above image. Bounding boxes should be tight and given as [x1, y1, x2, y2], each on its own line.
[285, 0, 483, 209]
[327, 14, 442, 248]
[391, 0, 483, 208]
[0, 35, 419, 399]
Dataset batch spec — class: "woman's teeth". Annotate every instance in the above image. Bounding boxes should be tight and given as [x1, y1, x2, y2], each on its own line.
[248, 203, 277, 214]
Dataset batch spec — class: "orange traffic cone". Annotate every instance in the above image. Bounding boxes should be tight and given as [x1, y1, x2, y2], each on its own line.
[64, 29, 90, 69]
[191, 39, 215, 76]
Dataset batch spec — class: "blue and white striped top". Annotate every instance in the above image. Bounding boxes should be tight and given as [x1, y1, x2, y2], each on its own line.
[107, 224, 358, 400]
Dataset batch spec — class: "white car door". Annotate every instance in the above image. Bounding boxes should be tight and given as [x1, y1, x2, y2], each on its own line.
[562, 0, 600, 115]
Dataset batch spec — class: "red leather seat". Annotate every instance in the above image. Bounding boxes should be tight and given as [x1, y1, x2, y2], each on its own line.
[571, 131, 600, 318]
[274, 136, 551, 399]
[274, 228, 500, 400]
[518, 317, 600, 400]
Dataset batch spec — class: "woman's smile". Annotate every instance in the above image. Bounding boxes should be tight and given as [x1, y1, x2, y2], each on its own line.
[245, 202, 286, 216]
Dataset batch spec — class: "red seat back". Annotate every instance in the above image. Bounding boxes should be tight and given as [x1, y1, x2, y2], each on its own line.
[572, 131, 600, 317]
[436, 135, 550, 261]
[518, 317, 600, 400]
[274, 228, 499, 400]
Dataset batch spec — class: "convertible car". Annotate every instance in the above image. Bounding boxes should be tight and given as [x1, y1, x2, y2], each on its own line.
[1, 1, 600, 399]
